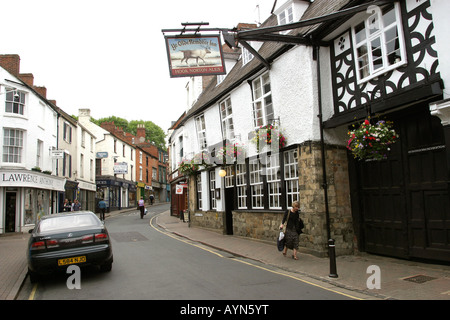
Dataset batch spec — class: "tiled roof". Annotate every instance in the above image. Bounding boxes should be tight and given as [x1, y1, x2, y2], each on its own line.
[181, 0, 353, 124]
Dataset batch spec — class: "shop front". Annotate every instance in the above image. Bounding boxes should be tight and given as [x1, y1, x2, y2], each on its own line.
[96, 177, 136, 211]
[0, 169, 66, 234]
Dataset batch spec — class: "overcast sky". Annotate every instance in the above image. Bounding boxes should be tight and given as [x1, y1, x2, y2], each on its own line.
[2, 0, 274, 132]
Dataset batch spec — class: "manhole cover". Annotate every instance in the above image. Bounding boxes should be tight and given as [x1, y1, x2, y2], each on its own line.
[110, 232, 148, 242]
[403, 275, 437, 284]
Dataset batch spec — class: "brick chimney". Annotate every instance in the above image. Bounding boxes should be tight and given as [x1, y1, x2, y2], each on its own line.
[19, 73, 34, 86]
[137, 124, 146, 143]
[100, 121, 116, 133]
[0, 54, 20, 76]
[34, 86, 47, 98]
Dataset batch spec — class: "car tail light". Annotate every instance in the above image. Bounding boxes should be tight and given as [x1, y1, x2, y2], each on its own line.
[46, 239, 59, 248]
[31, 241, 45, 250]
[94, 233, 108, 242]
[82, 235, 94, 244]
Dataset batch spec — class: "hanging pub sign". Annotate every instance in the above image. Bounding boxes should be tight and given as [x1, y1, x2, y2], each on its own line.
[164, 35, 226, 78]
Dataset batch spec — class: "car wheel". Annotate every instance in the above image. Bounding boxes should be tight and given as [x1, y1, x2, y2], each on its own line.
[28, 269, 40, 283]
[100, 262, 112, 272]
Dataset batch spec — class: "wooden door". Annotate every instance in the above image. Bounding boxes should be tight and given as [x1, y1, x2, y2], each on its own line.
[350, 104, 450, 262]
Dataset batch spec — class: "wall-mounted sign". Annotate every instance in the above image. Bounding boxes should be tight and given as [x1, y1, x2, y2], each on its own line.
[96, 152, 108, 158]
[51, 150, 64, 158]
[164, 35, 226, 78]
[113, 162, 128, 174]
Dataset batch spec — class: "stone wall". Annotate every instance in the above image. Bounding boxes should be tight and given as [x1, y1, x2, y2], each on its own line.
[187, 142, 356, 257]
[298, 141, 355, 256]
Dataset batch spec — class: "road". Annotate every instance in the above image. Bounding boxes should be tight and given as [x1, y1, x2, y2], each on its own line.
[18, 203, 355, 302]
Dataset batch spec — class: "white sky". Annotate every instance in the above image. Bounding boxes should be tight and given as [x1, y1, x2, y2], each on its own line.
[2, 0, 275, 132]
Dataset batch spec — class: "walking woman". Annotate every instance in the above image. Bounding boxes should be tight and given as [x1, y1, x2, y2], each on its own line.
[280, 201, 303, 260]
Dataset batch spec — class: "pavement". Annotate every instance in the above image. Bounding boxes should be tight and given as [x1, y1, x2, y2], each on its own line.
[2, 206, 449, 300]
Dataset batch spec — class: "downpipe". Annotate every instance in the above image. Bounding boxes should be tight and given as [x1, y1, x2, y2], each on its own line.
[314, 44, 338, 278]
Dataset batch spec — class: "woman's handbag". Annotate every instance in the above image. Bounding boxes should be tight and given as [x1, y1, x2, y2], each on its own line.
[277, 231, 285, 251]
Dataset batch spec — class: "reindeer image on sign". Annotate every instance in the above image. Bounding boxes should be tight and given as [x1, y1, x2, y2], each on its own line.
[164, 35, 226, 78]
[180, 47, 211, 66]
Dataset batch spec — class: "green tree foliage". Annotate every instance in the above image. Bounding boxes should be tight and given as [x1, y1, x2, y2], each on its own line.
[91, 116, 167, 150]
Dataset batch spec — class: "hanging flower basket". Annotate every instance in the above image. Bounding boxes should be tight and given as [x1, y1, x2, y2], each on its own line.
[178, 152, 212, 175]
[347, 119, 399, 160]
[216, 142, 244, 164]
[251, 125, 286, 152]
[178, 158, 199, 176]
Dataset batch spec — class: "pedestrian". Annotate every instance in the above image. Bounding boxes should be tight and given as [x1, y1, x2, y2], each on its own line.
[138, 197, 145, 219]
[98, 199, 107, 221]
[63, 199, 72, 212]
[72, 199, 81, 211]
[279, 201, 304, 260]
[150, 194, 154, 205]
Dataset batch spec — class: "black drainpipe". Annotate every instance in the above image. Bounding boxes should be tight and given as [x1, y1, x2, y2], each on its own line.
[314, 44, 338, 278]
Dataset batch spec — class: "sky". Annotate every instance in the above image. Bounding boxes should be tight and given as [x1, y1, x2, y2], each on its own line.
[2, 0, 275, 132]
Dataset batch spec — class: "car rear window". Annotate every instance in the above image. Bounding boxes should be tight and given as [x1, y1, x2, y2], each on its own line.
[38, 215, 99, 232]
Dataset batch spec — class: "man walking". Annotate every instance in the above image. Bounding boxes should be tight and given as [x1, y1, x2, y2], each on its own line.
[98, 199, 107, 221]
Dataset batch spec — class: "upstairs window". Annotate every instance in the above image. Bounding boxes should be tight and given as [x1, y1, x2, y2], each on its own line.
[252, 72, 274, 128]
[3, 128, 24, 163]
[242, 47, 254, 65]
[352, 3, 406, 83]
[5, 90, 25, 115]
[220, 97, 235, 140]
[195, 114, 208, 152]
[277, 4, 294, 34]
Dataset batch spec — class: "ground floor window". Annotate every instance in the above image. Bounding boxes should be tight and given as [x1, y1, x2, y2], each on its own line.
[194, 148, 300, 211]
[24, 188, 50, 225]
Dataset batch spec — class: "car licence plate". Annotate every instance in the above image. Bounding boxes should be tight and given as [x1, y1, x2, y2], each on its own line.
[58, 256, 86, 266]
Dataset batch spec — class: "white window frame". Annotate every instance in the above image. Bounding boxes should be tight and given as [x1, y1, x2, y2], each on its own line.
[284, 149, 299, 208]
[236, 164, 247, 209]
[3, 128, 24, 164]
[249, 159, 263, 209]
[209, 170, 216, 210]
[36, 139, 43, 168]
[277, 4, 294, 35]
[242, 47, 254, 65]
[195, 114, 208, 152]
[267, 155, 281, 209]
[351, 3, 406, 84]
[251, 72, 274, 129]
[5, 89, 26, 115]
[197, 174, 203, 210]
[219, 96, 235, 141]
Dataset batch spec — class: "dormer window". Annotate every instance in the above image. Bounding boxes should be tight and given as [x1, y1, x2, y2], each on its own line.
[352, 3, 406, 83]
[277, 4, 294, 34]
[242, 47, 254, 65]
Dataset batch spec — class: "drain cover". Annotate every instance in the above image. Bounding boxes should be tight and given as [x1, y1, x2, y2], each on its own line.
[403, 275, 437, 284]
[110, 232, 148, 242]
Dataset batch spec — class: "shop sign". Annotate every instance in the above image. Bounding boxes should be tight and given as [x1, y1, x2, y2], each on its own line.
[0, 170, 66, 191]
[164, 35, 226, 78]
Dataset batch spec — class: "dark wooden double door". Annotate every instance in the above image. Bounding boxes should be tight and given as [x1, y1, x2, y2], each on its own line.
[350, 104, 450, 262]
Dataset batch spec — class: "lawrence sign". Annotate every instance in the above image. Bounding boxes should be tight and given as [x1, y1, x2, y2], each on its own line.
[164, 35, 226, 78]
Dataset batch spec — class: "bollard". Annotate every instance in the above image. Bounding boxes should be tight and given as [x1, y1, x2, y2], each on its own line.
[328, 239, 338, 278]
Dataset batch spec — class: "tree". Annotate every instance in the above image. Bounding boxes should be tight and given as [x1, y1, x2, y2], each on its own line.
[92, 116, 167, 149]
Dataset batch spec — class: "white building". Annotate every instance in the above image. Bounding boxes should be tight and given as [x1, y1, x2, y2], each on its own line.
[78, 108, 136, 210]
[56, 109, 97, 211]
[0, 55, 65, 234]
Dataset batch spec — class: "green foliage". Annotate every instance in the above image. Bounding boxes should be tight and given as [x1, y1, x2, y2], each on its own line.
[91, 116, 167, 150]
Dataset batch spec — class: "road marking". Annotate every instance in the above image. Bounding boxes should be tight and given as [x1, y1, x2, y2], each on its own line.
[29, 283, 38, 300]
[150, 215, 364, 300]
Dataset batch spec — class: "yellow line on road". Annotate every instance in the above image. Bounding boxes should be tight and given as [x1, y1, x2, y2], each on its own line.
[29, 283, 38, 300]
[150, 215, 363, 300]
